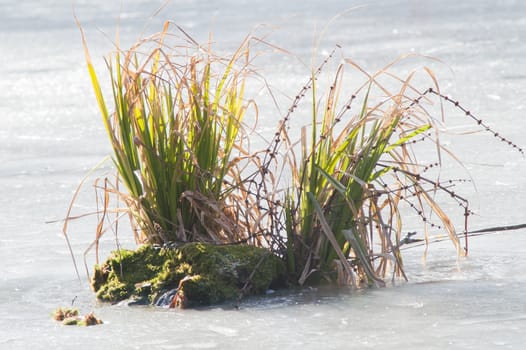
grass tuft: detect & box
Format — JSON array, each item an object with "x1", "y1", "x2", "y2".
[{"x1": 78, "y1": 22, "x2": 262, "y2": 247}]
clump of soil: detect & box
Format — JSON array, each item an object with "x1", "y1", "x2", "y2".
[
  {"x1": 92, "y1": 242, "x2": 287, "y2": 308},
  {"x1": 52, "y1": 307, "x2": 103, "y2": 326}
]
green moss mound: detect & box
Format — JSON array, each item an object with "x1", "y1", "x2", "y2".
[{"x1": 92, "y1": 243, "x2": 287, "y2": 307}]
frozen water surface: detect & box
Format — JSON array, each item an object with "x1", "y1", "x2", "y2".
[{"x1": 1, "y1": 1, "x2": 526, "y2": 349}]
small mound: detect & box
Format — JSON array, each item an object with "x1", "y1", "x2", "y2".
[{"x1": 92, "y1": 242, "x2": 287, "y2": 308}]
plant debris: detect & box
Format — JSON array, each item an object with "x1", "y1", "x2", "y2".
[{"x1": 52, "y1": 307, "x2": 103, "y2": 326}]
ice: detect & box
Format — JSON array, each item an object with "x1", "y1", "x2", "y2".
[{"x1": 2, "y1": 0, "x2": 526, "y2": 348}]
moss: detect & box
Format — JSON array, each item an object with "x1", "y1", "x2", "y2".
[
  {"x1": 54, "y1": 309, "x2": 103, "y2": 326},
  {"x1": 91, "y1": 243, "x2": 287, "y2": 307},
  {"x1": 106, "y1": 244, "x2": 167, "y2": 283},
  {"x1": 62, "y1": 317, "x2": 80, "y2": 326},
  {"x1": 78, "y1": 312, "x2": 103, "y2": 326},
  {"x1": 178, "y1": 243, "x2": 286, "y2": 294},
  {"x1": 53, "y1": 307, "x2": 79, "y2": 321},
  {"x1": 92, "y1": 264, "x2": 108, "y2": 292},
  {"x1": 148, "y1": 260, "x2": 189, "y2": 301},
  {"x1": 95, "y1": 278, "x2": 131, "y2": 302},
  {"x1": 177, "y1": 274, "x2": 238, "y2": 307},
  {"x1": 92, "y1": 245, "x2": 178, "y2": 303}
]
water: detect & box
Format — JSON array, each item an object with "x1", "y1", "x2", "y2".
[{"x1": 1, "y1": 0, "x2": 526, "y2": 348}]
